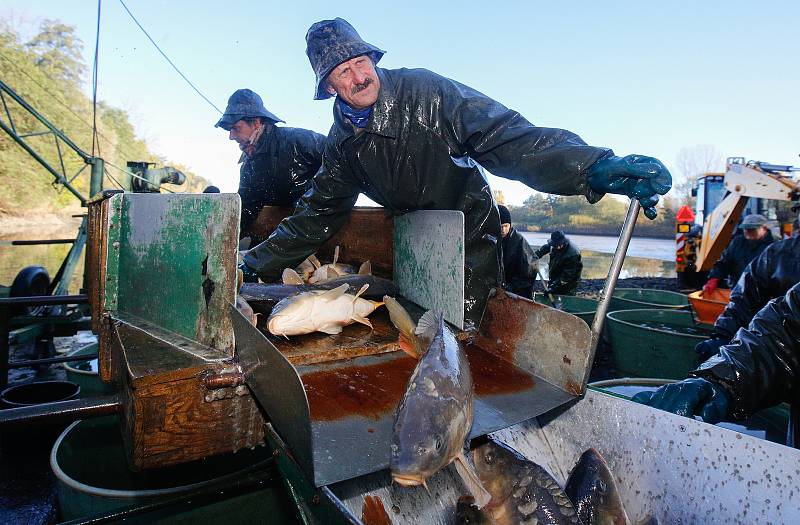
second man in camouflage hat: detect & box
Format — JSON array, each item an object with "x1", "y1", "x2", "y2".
[{"x1": 216, "y1": 89, "x2": 325, "y2": 245}]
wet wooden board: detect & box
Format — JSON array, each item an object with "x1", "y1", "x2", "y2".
[
  {"x1": 265, "y1": 308, "x2": 402, "y2": 366},
  {"x1": 250, "y1": 206, "x2": 394, "y2": 276}
]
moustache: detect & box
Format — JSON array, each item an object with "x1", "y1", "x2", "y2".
[{"x1": 351, "y1": 77, "x2": 374, "y2": 95}]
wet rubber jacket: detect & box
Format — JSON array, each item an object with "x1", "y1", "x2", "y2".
[
  {"x1": 708, "y1": 230, "x2": 774, "y2": 287},
  {"x1": 714, "y1": 236, "x2": 800, "y2": 340},
  {"x1": 535, "y1": 240, "x2": 583, "y2": 295},
  {"x1": 238, "y1": 125, "x2": 325, "y2": 239},
  {"x1": 245, "y1": 67, "x2": 610, "y2": 325},
  {"x1": 501, "y1": 227, "x2": 538, "y2": 298},
  {"x1": 692, "y1": 282, "x2": 800, "y2": 420}
]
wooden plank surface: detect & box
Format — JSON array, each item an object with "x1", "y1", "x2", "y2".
[{"x1": 249, "y1": 206, "x2": 394, "y2": 277}]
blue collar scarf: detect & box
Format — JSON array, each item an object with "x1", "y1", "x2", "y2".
[{"x1": 338, "y1": 99, "x2": 373, "y2": 128}]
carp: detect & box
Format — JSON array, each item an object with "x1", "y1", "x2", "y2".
[
  {"x1": 564, "y1": 448, "x2": 630, "y2": 525},
  {"x1": 472, "y1": 439, "x2": 581, "y2": 524},
  {"x1": 387, "y1": 299, "x2": 490, "y2": 507},
  {"x1": 307, "y1": 246, "x2": 370, "y2": 284},
  {"x1": 267, "y1": 283, "x2": 383, "y2": 337}
]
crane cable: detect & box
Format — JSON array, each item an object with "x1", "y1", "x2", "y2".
[
  {"x1": 91, "y1": 0, "x2": 102, "y2": 156},
  {"x1": 117, "y1": 0, "x2": 223, "y2": 114}
]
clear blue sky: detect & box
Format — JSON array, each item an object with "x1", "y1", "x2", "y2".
[{"x1": 2, "y1": 1, "x2": 799, "y2": 204}]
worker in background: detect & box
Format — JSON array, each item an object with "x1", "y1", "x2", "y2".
[
  {"x1": 215, "y1": 89, "x2": 325, "y2": 246},
  {"x1": 702, "y1": 213, "x2": 774, "y2": 294},
  {"x1": 203, "y1": 185, "x2": 221, "y2": 193},
  {"x1": 695, "y1": 233, "x2": 800, "y2": 359},
  {"x1": 633, "y1": 281, "x2": 800, "y2": 447},
  {"x1": 498, "y1": 205, "x2": 538, "y2": 299},
  {"x1": 241, "y1": 18, "x2": 671, "y2": 326},
  {"x1": 534, "y1": 231, "x2": 583, "y2": 295}
]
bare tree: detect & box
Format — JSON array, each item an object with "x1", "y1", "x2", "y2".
[{"x1": 672, "y1": 145, "x2": 725, "y2": 207}]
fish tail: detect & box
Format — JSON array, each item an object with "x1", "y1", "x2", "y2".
[
  {"x1": 383, "y1": 296, "x2": 421, "y2": 358},
  {"x1": 454, "y1": 452, "x2": 492, "y2": 509}
]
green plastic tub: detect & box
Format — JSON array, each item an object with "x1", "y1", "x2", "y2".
[
  {"x1": 533, "y1": 293, "x2": 598, "y2": 325},
  {"x1": 51, "y1": 416, "x2": 286, "y2": 521},
  {"x1": 589, "y1": 378, "x2": 791, "y2": 446},
  {"x1": 63, "y1": 342, "x2": 115, "y2": 396},
  {"x1": 606, "y1": 309, "x2": 712, "y2": 379},
  {"x1": 609, "y1": 288, "x2": 689, "y2": 311}
]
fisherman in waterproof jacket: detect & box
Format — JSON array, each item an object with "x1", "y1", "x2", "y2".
[
  {"x1": 702, "y1": 213, "x2": 774, "y2": 294},
  {"x1": 241, "y1": 18, "x2": 672, "y2": 327},
  {"x1": 498, "y1": 205, "x2": 538, "y2": 299},
  {"x1": 534, "y1": 231, "x2": 583, "y2": 296},
  {"x1": 215, "y1": 89, "x2": 325, "y2": 245},
  {"x1": 634, "y1": 281, "x2": 800, "y2": 447},
  {"x1": 695, "y1": 234, "x2": 800, "y2": 359}
]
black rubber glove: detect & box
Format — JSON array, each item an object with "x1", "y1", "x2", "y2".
[
  {"x1": 631, "y1": 378, "x2": 731, "y2": 424},
  {"x1": 694, "y1": 337, "x2": 728, "y2": 360}
]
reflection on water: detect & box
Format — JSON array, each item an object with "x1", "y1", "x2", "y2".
[
  {"x1": 536, "y1": 248, "x2": 675, "y2": 280},
  {"x1": 0, "y1": 220, "x2": 85, "y2": 294}
]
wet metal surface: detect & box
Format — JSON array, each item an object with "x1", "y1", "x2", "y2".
[{"x1": 330, "y1": 390, "x2": 800, "y2": 524}]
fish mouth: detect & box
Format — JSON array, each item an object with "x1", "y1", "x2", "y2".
[{"x1": 391, "y1": 473, "x2": 426, "y2": 487}]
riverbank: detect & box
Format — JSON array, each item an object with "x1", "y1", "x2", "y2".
[{"x1": 0, "y1": 211, "x2": 82, "y2": 240}]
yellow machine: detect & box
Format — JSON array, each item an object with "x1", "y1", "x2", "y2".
[{"x1": 677, "y1": 157, "x2": 799, "y2": 288}]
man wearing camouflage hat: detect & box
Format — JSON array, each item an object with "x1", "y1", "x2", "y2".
[
  {"x1": 216, "y1": 89, "x2": 325, "y2": 244},
  {"x1": 702, "y1": 213, "x2": 774, "y2": 295},
  {"x1": 242, "y1": 18, "x2": 672, "y2": 326}
]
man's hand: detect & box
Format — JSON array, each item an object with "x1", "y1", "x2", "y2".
[
  {"x1": 703, "y1": 277, "x2": 720, "y2": 295},
  {"x1": 694, "y1": 337, "x2": 728, "y2": 360},
  {"x1": 238, "y1": 262, "x2": 261, "y2": 283},
  {"x1": 631, "y1": 377, "x2": 731, "y2": 424},
  {"x1": 587, "y1": 155, "x2": 672, "y2": 219}
]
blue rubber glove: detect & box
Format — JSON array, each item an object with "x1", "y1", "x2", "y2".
[
  {"x1": 238, "y1": 261, "x2": 261, "y2": 283},
  {"x1": 587, "y1": 155, "x2": 672, "y2": 219},
  {"x1": 694, "y1": 337, "x2": 728, "y2": 360},
  {"x1": 631, "y1": 378, "x2": 731, "y2": 424}
]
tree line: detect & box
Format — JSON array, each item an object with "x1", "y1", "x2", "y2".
[
  {"x1": 0, "y1": 19, "x2": 210, "y2": 217},
  {"x1": 504, "y1": 193, "x2": 677, "y2": 238}
]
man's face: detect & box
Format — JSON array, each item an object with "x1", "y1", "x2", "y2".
[
  {"x1": 326, "y1": 55, "x2": 380, "y2": 110},
  {"x1": 500, "y1": 223, "x2": 511, "y2": 238},
  {"x1": 229, "y1": 120, "x2": 260, "y2": 151},
  {"x1": 743, "y1": 226, "x2": 767, "y2": 241}
]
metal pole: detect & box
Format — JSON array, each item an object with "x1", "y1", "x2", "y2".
[
  {"x1": 583, "y1": 200, "x2": 641, "y2": 386},
  {"x1": 0, "y1": 395, "x2": 120, "y2": 427},
  {"x1": 4, "y1": 239, "x2": 76, "y2": 245},
  {"x1": 89, "y1": 157, "x2": 104, "y2": 198},
  {"x1": 0, "y1": 294, "x2": 89, "y2": 306}
]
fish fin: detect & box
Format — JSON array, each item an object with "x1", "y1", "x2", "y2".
[
  {"x1": 236, "y1": 269, "x2": 244, "y2": 293},
  {"x1": 352, "y1": 315, "x2": 373, "y2": 328},
  {"x1": 308, "y1": 255, "x2": 321, "y2": 269},
  {"x1": 352, "y1": 283, "x2": 370, "y2": 301},
  {"x1": 415, "y1": 310, "x2": 442, "y2": 341},
  {"x1": 358, "y1": 260, "x2": 372, "y2": 275},
  {"x1": 328, "y1": 266, "x2": 343, "y2": 277},
  {"x1": 282, "y1": 268, "x2": 304, "y2": 285},
  {"x1": 318, "y1": 324, "x2": 343, "y2": 335},
  {"x1": 333, "y1": 245, "x2": 340, "y2": 265},
  {"x1": 454, "y1": 452, "x2": 492, "y2": 509},
  {"x1": 383, "y1": 296, "x2": 421, "y2": 358},
  {"x1": 319, "y1": 283, "x2": 350, "y2": 301}
]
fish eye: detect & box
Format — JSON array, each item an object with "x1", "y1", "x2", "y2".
[
  {"x1": 484, "y1": 451, "x2": 494, "y2": 464},
  {"x1": 434, "y1": 436, "x2": 443, "y2": 450}
]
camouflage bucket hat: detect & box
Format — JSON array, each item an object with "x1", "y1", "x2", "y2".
[
  {"x1": 305, "y1": 18, "x2": 385, "y2": 100},
  {"x1": 215, "y1": 89, "x2": 284, "y2": 130}
]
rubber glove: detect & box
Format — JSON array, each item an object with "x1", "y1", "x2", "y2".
[
  {"x1": 238, "y1": 261, "x2": 261, "y2": 283},
  {"x1": 694, "y1": 337, "x2": 728, "y2": 360},
  {"x1": 587, "y1": 155, "x2": 672, "y2": 220},
  {"x1": 631, "y1": 378, "x2": 730, "y2": 424},
  {"x1": 703, "y1": 277, "x2": 720, "y2": 295}
]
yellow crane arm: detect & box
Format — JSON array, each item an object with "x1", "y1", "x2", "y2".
[{"x1": 696, "y1": 164, "x2": 798, "y2": 271}]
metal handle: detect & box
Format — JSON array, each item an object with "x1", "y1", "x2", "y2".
[{"x1": 584, "y1": 200, "x2": 641, "y2": 384}]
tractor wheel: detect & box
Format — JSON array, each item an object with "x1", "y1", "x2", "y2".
[{"x1": 9, "y1": 266, "x2": 50, "y2": 316}]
